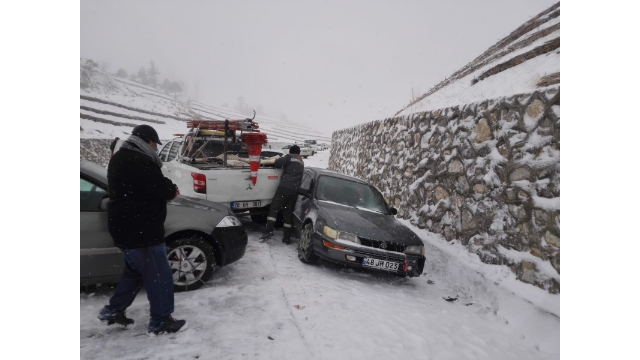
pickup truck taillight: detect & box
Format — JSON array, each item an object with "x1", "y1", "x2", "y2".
[{"x1": 191, "y1": 172, "x2": 206, "y2": 194}]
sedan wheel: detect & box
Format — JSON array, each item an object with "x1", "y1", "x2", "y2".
[
  {"x1": 167, "y1": 237, "x2": 215, "y2": 292},
  {"x1": 298, "y1": 223, "x2": 319, "y2": 264}
]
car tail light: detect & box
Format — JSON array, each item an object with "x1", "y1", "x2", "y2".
[
  {"x1": 403, "y1": 259, "x2": 408, "y2": 273},
  {"x1": 323, "y1": 240, "x2": 345, "y2": 250},
  {"x1": 191, "y1": 172, "x2": 206, "y2": 194}
]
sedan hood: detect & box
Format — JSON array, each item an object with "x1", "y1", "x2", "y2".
[
  {"x1": 168, "y1": 196, "x2": 231, "y2": 215},
  {"x1": 318, "y1": 201, "x2": 423, "y2": 246}
]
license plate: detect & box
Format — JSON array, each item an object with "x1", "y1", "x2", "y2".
[
  {"x1": 362, "y1": 257, "x2": 399, "y2": 271},
  {"x1": 230, "y1": 200, "x2": 261, "y2": 209}
]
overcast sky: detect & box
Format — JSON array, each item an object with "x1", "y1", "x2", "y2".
[{"x1": 81, "y1": 0, "x2": 558, "y2": 135}]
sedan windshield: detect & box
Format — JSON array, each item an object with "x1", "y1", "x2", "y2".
[{"x1": 316, "y1": 176, "x2": 390, "y2": 214}]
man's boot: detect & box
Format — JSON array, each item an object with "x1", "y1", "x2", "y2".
[
  {"x1": 282, "y1": 224, "x2": 293, "y2": 244},
  {"x1": 260, "y1": 220, "x2": 275, "y2": 241},
  {"x1": 147, "y1": 316, "x2": 188, "y2": 336},
  {"x1": 98, "y1": 309, "x2": 134, "y2": 327}
]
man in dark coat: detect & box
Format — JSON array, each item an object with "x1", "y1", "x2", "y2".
[
  {"x1": 98, "y1": 124, "x2": 187, "y2": 336},
  {"x1": 260, "y1": 145, "x2": 304, "y2": 244},
  {"x1": 109, "y1": 137, "x2": 120, "y2": 156}
]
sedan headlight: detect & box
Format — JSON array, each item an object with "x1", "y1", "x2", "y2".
[
  {"x1": 323, "y1": 226, "x2": 360, "y2": 244},
  {"x1": 323, "y1": 226, "x2": 337, "y2": 239},
  {"x1": 404, "y1": 245, "x2": 425, "y2": 256},
  {"x1": 216, "y1": 216, "x2": 242, "y2": 228},
  {"x1": 337, "y1": 231, "x2": 360, "y2": 244}
]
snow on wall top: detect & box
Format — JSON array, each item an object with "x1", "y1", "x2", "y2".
[{"x1": 396, "y1": 2, "x2": 560, "y2": 117}]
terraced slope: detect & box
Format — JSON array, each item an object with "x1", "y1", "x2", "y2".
[{"x1": 80, "y1": 64, "x2": 332, "y2": 145}]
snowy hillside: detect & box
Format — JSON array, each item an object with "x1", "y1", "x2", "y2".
[
  {"x1": 80, "y1": 61, "x2": 332, "y2": 144},
  {"x1": 397, "y1": 2, "x2": 559, "y2": 116}
]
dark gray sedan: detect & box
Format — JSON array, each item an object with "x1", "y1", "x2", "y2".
[
  {"x1": 80, "y1": 159, "x2": 248, "y2": 292},
  {"x1": 293, "y1": 168, "x2": 426, "y2": 277}
]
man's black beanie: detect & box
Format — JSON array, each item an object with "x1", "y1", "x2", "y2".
[
  {"x1": 289, "y1": 145, "x2": 301, "y2": 154},
  {"x1": 132, "y1": 124, "x2": 162, "y2": 145}
]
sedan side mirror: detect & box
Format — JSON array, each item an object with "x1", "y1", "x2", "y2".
[
  {"x1": 99, "y1": 195, "x2": 109, "y2": 211},
  {"x1": 390, "y1": 207, "x2": 398, "y2": 215}
]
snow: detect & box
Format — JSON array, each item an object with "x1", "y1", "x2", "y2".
[
  {"x1": 81, "y1": 150, "x2": 559, "y2": 359},
  {"x1": 409, "y1": 170, "x2": 432, "y2": 192},
  {"x1": 531, "y1": 195, "x2": 560, "y2": 211},
  {"x1": 317, "y1": 199, "x2": 346, "y2": 207},
  {"x1": 496, "y1": 245, "x2": 560, "y2": 281},
  {"x1": 354, "y1": 206, "x2": 385, "y2": 214}
]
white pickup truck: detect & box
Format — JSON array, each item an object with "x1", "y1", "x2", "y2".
[{"x1": 156, "y1": 130, "x2": 284, "y2": 224}]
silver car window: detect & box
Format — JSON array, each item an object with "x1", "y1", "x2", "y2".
[{"x1": 80, "y1": 178, "x2": 107, "y2": 211}]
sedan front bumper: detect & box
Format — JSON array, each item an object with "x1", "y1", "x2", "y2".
[
  {"x1": 212, "y1": 226, "x2": 248, "y2": 266},
  {"x1": 311, "y1": 232, "x2": 425, "y2": 277}
]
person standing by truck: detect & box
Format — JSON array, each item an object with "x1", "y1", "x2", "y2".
[
  {"x1": 260, "y1": 145, "x2": 304, "y2": 244},
  {"x1": 98, "y1": 124, "x2": 187, "y2": 336}
]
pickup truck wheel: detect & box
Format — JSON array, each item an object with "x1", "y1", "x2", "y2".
[
  {"x1": 298, "y1": 223, "x2": 319, "y2": 264},
  {"x1": 250, "y1": 210, "x2": 267, "y2": 225},
  {"x1": 166, "y1": 237, "x2": 215, "y2": 292}
]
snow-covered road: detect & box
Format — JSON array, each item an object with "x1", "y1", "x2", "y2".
[{"x1": 80, "y1": 150, "x2": 559, "y2": 359}]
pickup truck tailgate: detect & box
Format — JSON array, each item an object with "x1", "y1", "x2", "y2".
[{"x1": 204, "y1": 168, "x2": 283, "y2": 206}]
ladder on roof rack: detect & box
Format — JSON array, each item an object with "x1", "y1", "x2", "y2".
[
  {"x1": 186, "y1": 119, "x2": 259, "y2": 132},
  {"x1": 182, "y1": 111, "x2": 269, "y2": 183},
  {"x1": 187, "y1": 110, "x2": 260, "y2": 132}
]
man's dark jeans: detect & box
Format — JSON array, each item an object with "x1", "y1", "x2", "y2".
[{"x1": 99, "y1": 243, "x2": 174, "y2": 332}]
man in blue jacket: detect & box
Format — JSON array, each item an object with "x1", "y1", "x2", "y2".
[
  {"x1": 98, "y1": 124, "x2": 187, "y2": 336},
  {"x1": 260, "y1": 145, "x2": 304, "y2": 244}
]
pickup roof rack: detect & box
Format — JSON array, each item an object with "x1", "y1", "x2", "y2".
[
  {"x1": 186, "y1": 119, "x2": 259, "y2": 132},
  {"x1": 182, "y1": 112, "x2": 269, "y2": 185}
]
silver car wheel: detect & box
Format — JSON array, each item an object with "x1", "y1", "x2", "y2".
[{"x1": 167, "y1": 245, "x2": 209, "y2": 286}]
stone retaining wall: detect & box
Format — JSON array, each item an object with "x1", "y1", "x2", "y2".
[
  {"x1": 328, "y1": 88, "x2": 560, "y2": 293},
  {"x1": 80, "y1": 139, "x2": 113, "y2": 168}
]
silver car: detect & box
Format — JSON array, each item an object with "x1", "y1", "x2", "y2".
[{"x1": 80, "y1": 159, "x2": 248, "y2": 292}]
